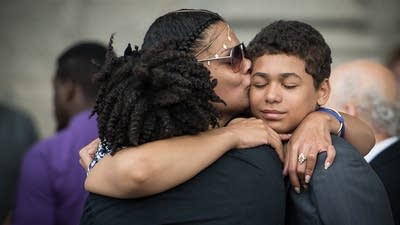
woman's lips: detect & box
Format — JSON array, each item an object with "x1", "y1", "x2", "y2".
[{"x1": 260, "y1": 110, "x2": 286, "y2": 120}]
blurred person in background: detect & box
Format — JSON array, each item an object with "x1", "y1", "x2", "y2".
[
  {"x1": 11, "y1": 42, "x2": 107, "y2": 225},
  {"x1": 328, "y1": 59, "x2": 400, "y2": 225},
  {"x1": 387, "y1": 45, "x2": 400, "y2": 84},
  {"x1": 386, "y1": 45, "x2": 400, "y2": 136},
  {"x1": 0, "y1": 103, "x2": 38, "y2": 225}
]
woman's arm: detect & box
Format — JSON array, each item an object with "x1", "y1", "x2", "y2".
[
  {"x1": 298, "y1": 111, "x2": 375, "y2": 155},
  {"x1": 83, "y1": 118, "x2": 284, "y2": 198},
  {"x1": 341, "y1": 112, "x2": 375, "y2": 156},
  {"x1": 284, "y1": 111, "x2": 375, "y2": 193}
]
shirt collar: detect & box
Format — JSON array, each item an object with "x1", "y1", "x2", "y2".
[{"x1": 364, "y1": 136, "x2": 399, "y2": 162}]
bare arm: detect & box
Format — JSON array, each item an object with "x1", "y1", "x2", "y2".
[
  {"x1": 83, "y1": 118, "x2": 283, "y2": 198},
  {"x1": 341, "y1": 112, "x2": 375, "y2": 156},
  {"x1": 300, "y1": 111, "x2": 375, "y2": 155}
]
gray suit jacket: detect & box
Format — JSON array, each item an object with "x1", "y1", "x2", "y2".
[{"x1": 287, "y1": 136, "x2": 395, "y2": 225}]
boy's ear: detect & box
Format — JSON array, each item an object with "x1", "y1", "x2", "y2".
[{"x1": 317, "y1": 78, "x2": 330, "y2": 106}]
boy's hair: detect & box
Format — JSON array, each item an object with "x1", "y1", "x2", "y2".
[
  {"x1": 247, "y1": 20, "x2": 332, "y2": 88},
  {"x1": 92, "y1": 38, "x2": 223, "y2": 152}
]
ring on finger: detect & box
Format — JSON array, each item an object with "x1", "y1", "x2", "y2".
[{"x1": 298, "y1": 152, "x2": 307, "y2": 164}]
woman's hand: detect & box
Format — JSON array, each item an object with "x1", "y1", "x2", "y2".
[
  {"x1": 227, "y1": 117, "x2": 285, "y2": 162},
  {"x1": 283, "y1": 111, "x2": 336, "y2": 193},
  {"x1": 79, "y1": 138, "x2": 100, "y2": 170}
]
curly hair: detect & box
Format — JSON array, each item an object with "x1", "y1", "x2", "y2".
[
  {"x1": 247, "y1": 20, "x2": 332, "y2": 88},
  {"x1": 92, "y1": 37, "x2": 223, "y2": 152}
]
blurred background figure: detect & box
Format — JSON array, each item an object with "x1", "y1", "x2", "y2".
[
  {"x1": 386, "y1": 45, "x2": 400, "y2": 135},
  {"x1": 0, "y1": 103, "x2": 38, "y2": 225},
  {"x1": 327, "y1": 59, "x2": 400, "y2": 225},
  {"x1": 386, "y1": 45, "x2": 400, "y2": 84},
  {"x1": 11, "y1": 42, "x2": 107, "y2": 225}
]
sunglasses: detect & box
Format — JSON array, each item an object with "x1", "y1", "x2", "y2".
[{"x1": 198, "y1": 43, "x2": 246, "y2": 73}]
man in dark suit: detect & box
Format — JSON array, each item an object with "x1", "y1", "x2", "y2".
[{"x1": 328, "y1": 59, "x2": 400, "y2": 225}]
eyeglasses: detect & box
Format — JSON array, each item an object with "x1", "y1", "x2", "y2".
[{"x1": 198, "y1": 43, "x2": 246, "y2": 73}]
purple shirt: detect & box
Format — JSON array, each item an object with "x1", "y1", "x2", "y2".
[{"x1": 12, "y1": 111, "x2": 98, "y2": 225}]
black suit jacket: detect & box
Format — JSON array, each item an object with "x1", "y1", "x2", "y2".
[
  {"x1": 81, "y1": 146, "x2": 286, "y2": 225},
  {"x1": 370, "y1": 139, "x2": 400, "y2": 225}
]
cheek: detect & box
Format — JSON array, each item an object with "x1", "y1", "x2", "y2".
[
  {"x1": 287, "y1": 91, "x2": 319, "y2": 119},
  {"x1": 53, "y1": 85, "x2": 68, "y2": 116},
  {"x1": 212, "y1": 74, "x2": 243, "y2": 97},
  {"x1": 218, "y1": 76, "x2": 242, "y2": 90},
  {"x1": 249, "y1": 88, "x2": 262, "y2": 107},
  {"x1": 54, "y1": 95, "x2": 64, "y2": 120},
  {"x1": 53, "y1": 89, "x2": 61, "y2": 111},
  {"x1": 54, "y1": 88, "x2": 64, "y2": 107}
]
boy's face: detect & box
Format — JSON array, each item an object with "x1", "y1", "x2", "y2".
[{"x1": 250, "y1": 54, "x2": 330, "y2": 133}]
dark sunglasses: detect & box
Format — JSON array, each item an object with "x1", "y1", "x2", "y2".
[{"x1": 198, "y1": 43, "x2": 246, "y2": 73}]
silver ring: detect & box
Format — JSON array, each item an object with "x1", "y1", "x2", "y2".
[{"x1": 298, "y1": 153, "x2": 307, "y2": 164}]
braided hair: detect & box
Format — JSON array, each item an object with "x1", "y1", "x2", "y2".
[
  {"x1": 142, "y1": 9, "x2": 224, "y2": 54},
  {"x1": 92, "y1": 36, "x2": 223, "y2": 153}
]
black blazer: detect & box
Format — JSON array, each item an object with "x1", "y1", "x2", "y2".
[
  {"x1": 81, "y1": 146, "x2": 286, "y2": 225},
  {"x1": 370, "y1": 139, "x2": 400, "y2": 225}
]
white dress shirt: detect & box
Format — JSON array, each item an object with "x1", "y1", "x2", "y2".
[{"x1": 364, "y1": 136, "x2": 399, "y2": 163}]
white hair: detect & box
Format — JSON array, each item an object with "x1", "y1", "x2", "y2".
[
  {"x1": 356, "y1": 93, "x2": 399, "y2": 137},
  {"x1": 329, "y1": 70, "x2": 399, "y2": 136}
]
